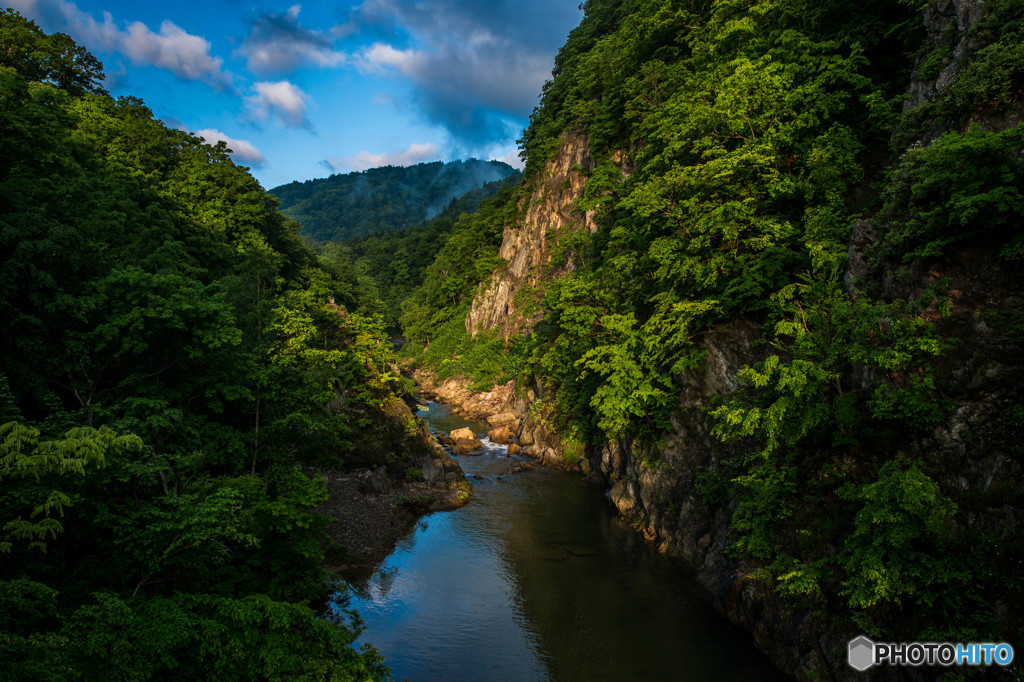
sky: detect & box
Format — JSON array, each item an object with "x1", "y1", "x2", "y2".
[{"x1": 7, "y1": 0, "x2": 583, "y2": 188}]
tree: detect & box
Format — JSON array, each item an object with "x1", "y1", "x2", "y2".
[{"x1": 0, "y1": 9, "x2": 106, "y2": 96}]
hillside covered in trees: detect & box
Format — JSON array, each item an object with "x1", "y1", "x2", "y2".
[
  {"x1": 321, "y1": 175, "x2": 520, "y2": 332},
  {"x1": 398, "y1": 0, "x2": 1024, "y2": 676},
  {"x1": 0, "y1": 10, "x2": 450, "y2": 679},
  {"x1": 270, "y1": 160, "x2": 520, "y2": 243}
]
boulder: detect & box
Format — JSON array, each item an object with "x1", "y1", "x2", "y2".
[
  {"x1": 455, "y1": 437, "x2": 483, "y2": 452},
  {"x1": 450, "y1": 427, "x2": 476, "y2": 441},
  {"x1": 356, "y1": 466, "x2": 391, "y2": 496},
  {"x1": 487, "y1": 411, "x2": 517, "y2": 427},
  {"x1": 508, "y1": 443, "x2": 521, "y2": 456},
  {"x1": 609, "y1": 479, "x2": 639, "y2": 514},
  {"x1": 487, "y1": 425, "x2": 511, "y2": 444}
]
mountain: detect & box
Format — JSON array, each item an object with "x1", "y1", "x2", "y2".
[{"x1": 270, "y1": 159, "x2": 521, "y2": 243}]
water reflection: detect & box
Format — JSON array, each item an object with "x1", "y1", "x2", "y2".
[{"x1": 339, "y1": 402, "x2": 786, "y2": 682}]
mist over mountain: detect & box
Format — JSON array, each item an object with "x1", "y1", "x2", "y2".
[{"x1": 270, "y1": 159, "x2": 520, "y2": 243}]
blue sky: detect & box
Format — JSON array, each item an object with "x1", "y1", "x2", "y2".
[{"x1": 7, "y1": 0, "x2": 582, "y2": 188}]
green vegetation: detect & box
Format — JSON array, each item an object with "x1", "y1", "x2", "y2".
[
  {"x1": 320, "y1": 175, "x2": 519, "y2": 330},
  {"x1": 393, "y1": 180, "x2": 531, "y2": 388},
  {"x1": 404, "y1": 317, "x2": 531, "y2": 391},
  {"x1": 0, "y1": 10, "x2": 399, "y2": 679},
  {"x1": 518, "y1": 0, "x2": 924, "y2": 443},
  {"x1": 270, "y1": 160, "x2": 520, "y2": 243},
  {"x1": 6, "y1": 0, "x2": 1024, "y2": 673},
  {"x1": 878, "y1": 124, "x2": 1024, "y2": 263}
]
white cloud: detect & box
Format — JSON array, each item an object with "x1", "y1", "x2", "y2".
[
  {"x1": 194, "y1": 128, "x2": 267, "y2": 166},
  {"x1": 245, "y1": 81, "x2": 311, "y2": 128},
  {"x1": 358, "y1": 36, "x2": 550, "y2": 119},
  {"x1": 358, "y1": 43, "x2": 420, "y2": 74},
  {"x1": 235, "y1": 5, "x2": 347, "y2": 76},
  {"x1": 8, "y1": 0, "x2": 234, "y2": 90},
  {"x1": 492, "y1": 148, "x2": 525, "y2": 171},
  {"x1": 324, "y1": 142, "x2": 441, "y2": 172}
]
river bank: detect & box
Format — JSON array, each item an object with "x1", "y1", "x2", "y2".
[
  {"x1": 413, "y1": 368, "x2": 593, "y2": 475},
  {"x1": 315, "y1": 394, "x2": 472, "y2": 569},
  {"x1": 316, "y1": 466, "x2": 471, "y2": 568}
]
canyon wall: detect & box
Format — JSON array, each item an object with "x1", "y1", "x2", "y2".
[{"x1": 465, "y1": 132, "x2": 616, "y2": 339}]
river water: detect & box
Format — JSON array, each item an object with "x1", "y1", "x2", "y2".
[{"x1": 339, "y1": 401, "x2": 787, "y2": 681}]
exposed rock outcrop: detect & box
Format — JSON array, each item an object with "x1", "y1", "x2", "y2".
[
  {"x1": 905, "y1": 0, "x2": 1023, "y2": 141},
  {"x1": 413, "y1": 368, "x2": 516, "y2": 421},
  {"x1": 466, "y1": 132, "x2": 616, "y2": 340},
  {"x1": 412, "y1": 368, "x2": 588, "y2": 474}
]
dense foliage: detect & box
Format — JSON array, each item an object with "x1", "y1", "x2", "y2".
[
  {"x1": 321, "y1": 175, "x2": 519, "y2": 331},
  {"x1": 522, "y1": 0, "x2": 926, "y2": 441},
  {"x1": 395, "y1": 181, "x2": 532, "y2": 388},
  {"x1": 270, "y1": 160, "x2": 519, "y2": 243},
  {"x1": 406, "y1": 0, "x2": 1024, "y2": 653},
  {"x1": 0, "y1": 11, "x2": 406, "y2": 679}
]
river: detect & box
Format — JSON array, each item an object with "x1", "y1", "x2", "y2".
[{"x1": 338, "y1": 401, "x2": 787, "y2": 681}]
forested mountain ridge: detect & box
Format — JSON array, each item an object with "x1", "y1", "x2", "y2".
[
  {"x1": 317, "y1": 174, "x2": 520, "y2": 332},
  {"x1": 0, "y1": 10, "x2": 469, "y2": 679},
  {"x1": 400, "y1": 0, "x2": 1024, "y2": 678},
  {"x1": 270, "y1": 159, "x2": 520, "y2": 243}
]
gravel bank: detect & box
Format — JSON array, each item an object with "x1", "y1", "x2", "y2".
[{"x1": 316, "y1": 469, "x2": 471, "y2": 568}]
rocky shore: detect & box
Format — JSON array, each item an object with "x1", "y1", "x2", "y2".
[
  {"x1": 317, "y1": 465, "x2": 471, "y2": 568},
  {"x1": 413, "y1": 368, "x2": 590, "y2": 474},
  {"x1": 314, "y1": 391, "x2": 472, "y2": 569}
]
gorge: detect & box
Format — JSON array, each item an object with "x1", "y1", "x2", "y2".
[{"x1": 1, "y1": 0, "x2": 1022, "y2": 680}]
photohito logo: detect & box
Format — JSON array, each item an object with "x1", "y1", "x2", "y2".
[
  {"x1": 848, "y1": 636, "x2": 1015, "y2": 670},
  {"x1": 848, "y1": 636, "x2": 875, "y2": 671}
]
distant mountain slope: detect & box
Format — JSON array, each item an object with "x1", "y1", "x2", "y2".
[{"x1": 270, "y1": 159, "x2": 520, "y2": 243}]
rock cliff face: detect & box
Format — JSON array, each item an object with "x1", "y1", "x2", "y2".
[
  {"x1": 465, "y1": 132, "x2": 601, "y2": 339},
  {"x1": 906, "y1": 0, "x2": 1023, "y2": 137},
  {"x1": 907, "y1": 0, "x2": 987, "y2": 111}
]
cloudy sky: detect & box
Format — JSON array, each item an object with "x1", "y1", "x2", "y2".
[{"x1": 8, "y1": 0, "x2": 582, "y2": 187}]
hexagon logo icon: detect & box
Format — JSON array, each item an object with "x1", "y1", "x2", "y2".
[{"x1": 848, "y1": 636, "x2": 875, "y2": 671}]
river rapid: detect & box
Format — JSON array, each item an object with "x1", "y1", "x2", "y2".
[{"x1": 338, "y1": 401, "x2": 786, "y2": 681}]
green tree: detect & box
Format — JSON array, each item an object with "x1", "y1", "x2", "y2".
[{"x1": 0, "y1": 9, "x2": 106, "y2": 96}]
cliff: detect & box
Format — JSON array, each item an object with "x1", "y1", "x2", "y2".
[{"x1": 465, "y1": 132, "x2": 607, "y2": 339}]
